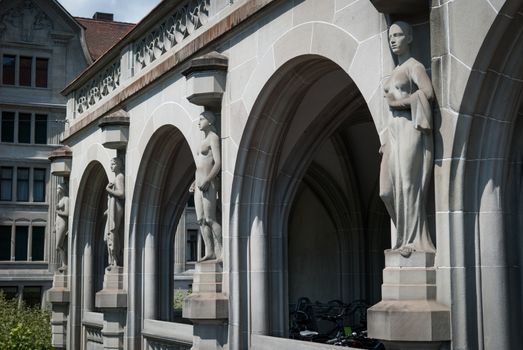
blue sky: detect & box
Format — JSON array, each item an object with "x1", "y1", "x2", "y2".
[{"x1": 59, "y1": 0, "x2": 161, "y2": 23}]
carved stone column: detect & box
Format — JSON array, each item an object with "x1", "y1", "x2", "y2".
[
  {"x1": 96, "y1": 110, "x2": 129, "y2": 350},
  {"x1": 47, "y1": 146, "x2": 72, "y2": 349},
  {"x1": 182, "y1": 52, "x2": 229, "y2": 350}
]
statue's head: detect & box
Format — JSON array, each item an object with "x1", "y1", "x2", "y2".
[
  {"x1": 57, "y1": 182, "x2": 68, "y2": 196},
  {"x1": 198, "y1": 110, "x2": 216, "y2": 131},
  {"x1": 111, "y1": 157, "x2": 124, "y2": 173},
  {"x1": 389, "y1": 21, "x2": 413, "y2": 56}
]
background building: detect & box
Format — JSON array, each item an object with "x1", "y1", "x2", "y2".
[{"x1": 0, "y1": 0, "x2": 133, "y2": 307}]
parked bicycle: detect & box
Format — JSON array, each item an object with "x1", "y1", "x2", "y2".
[{"x1": 289, "y1": 297, "x2": 384, "y2": 349}]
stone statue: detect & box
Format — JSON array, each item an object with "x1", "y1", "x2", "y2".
[
  {"x1": 104, "y1": 157, "x2": 125, "y2": 267},
  {"x1": 380, "y1": 21, "x2": 436, "y2": 257},
  {"x1": 191, "y1": 110, "x2": 222, "y2": 261},
  {"x1": 55, "y1": 182, "x2": 69, "y2": 271}
]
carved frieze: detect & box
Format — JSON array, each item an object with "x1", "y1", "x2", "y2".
[
  {"x1": 76, "y1": 60, "x2": 121, "y2": 115},
  {"x1": 134, "y1": 0, "x2": 210, "y2": 71}
]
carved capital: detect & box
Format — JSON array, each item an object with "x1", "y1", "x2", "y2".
[
  {"x1": 98, "y1": 110, "x2": 130, "y2": 149},
  {"x1": 183, "y1": 52, "x2": 228, "y2": 109},
  {"x1": 49, "y1": 146, "x2": 73, "y2": 177}
]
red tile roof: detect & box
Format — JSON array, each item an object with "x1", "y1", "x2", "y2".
[{"x1": 75, "y1": 17, "x2": 135, "y2": 61}]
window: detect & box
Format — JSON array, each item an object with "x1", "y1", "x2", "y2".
[
  {"x1": 18, "y1": 113, "x2": 31, "y2": 144},
  {"x1": 35, "y1": 58, "x2": 48, "y2": 88},
  {"x1": 34, "y1": 114, "x2": 47, "y2": 144},
  {"x1": 0, "y1": 226, "x2": 11, "y2": 260},
  {"x1": 22, "y1": 286, "x2": 41, "y2": 307},
  {"x1": 15, "y1": 226, "x2": 28, "y2": 261},
  {"x1": 0, "y1": 287, "x2": 17, "y2": 300},
  {"x1": 2, "y1": 55, "x2": 15, "y2": 85},
  {"x1": 19, "y1": 56, "x2": 32, "y2": 86},
  {"x1": 1, "y1": 112, "x2": 15, "y2": 143},
  {"x1": 17, "y1": 168, "x2": 29, "y2": 202},
  {"x1": 33, "y1": 168, "x2": 45, "y2": 202},
  {"x1": 2, "y1": 55, "x2": 48, "y2": 88},
  {"x1": 0, "y1": 167, "x2": 13, "y2": 201},
  {"x1": 187, "y1": 229, "x2": 198, "y2": 262},
  {"x1": 31, "y1": 226, "x2": 45, "y2": 261},
  {"x1": 187, "y1": 195, "x2": 195, "y2": 208}
]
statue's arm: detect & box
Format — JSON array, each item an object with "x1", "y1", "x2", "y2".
[
  {"x1": 411, "y1": 63, "x2": 434, "y2": 101},
  {"x1": 107, "y1": 174, "x2": 125, "y2": 199},
  {"x1": 207, "y1": 133, "x2": 221, "y2": 182},
  {"x1": 56, "y1": 198, "x2": 69, "y2": 217}
]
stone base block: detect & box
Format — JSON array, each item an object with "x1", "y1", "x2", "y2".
[
  {"x1": 183, "y1": 293, "x2": 228, "y2": 320},
  {"x1": 192, "y1": 261, "x2": 223, "y2": 293},
  {"x1": 382, "y1": 283, "x2": 437, "y2": 300},
  {"x1": 367, "y1": 300, "x2": 450, "y2": 343},
  {"x1": 95, "y1": 267, "x2": 127, "y2": 309},
  {"x1": 96, "y1": 290, "x2": 127, "y2": 309},
  {"x1": 383, "y1": 267, "x2": 436, "y2": 284},
  {"x1": 191, "y1": 321, "x2": 228, "y2": 350},
  {"x1": 48, "y1": 288, "x2": 70, "y2": 303}
]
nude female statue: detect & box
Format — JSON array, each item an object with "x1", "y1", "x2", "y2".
[
  {"x1": 104, "y1": 157, "x2": 125, "y2": 267},
  {"x1": 380, "y1": 21, "x2": 436, "y2": 257},
  {"x1": 55, "y1": 182, "x2": 69, "y2": 271},
  {"x1": 192, "y1": 110, "x2": 222, "y2": 261}
]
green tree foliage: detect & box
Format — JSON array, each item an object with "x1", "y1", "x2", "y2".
[{"x1": 0, "y1": 292, "x2": 52, "y2": 350}]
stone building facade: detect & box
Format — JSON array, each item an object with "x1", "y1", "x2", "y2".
[{"x1": 49, "y1": 0, "x2": 523, "y2": 349}]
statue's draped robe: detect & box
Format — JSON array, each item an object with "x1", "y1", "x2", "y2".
[{"x1": 381, "y1": 59, "x2": 436, "y2": 253}]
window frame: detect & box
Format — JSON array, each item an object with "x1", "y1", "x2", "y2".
[
  {"x1": 1, "y1": 54, "x2": 49, "y2": 88},
  {"x1": 0, "y1": 166, "x2": 13, "y2": 201}
]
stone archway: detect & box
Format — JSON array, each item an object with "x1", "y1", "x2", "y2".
[
  {"x1": 231, "y1": 55, "x2": 388, "y2": 348},
  {"x1": 444, "y1": 2, "x2": 523, "y2": 348},
  {"x1": 127, "y1": 124, "x2": 195, "y2": 348},
  {"x1": 69, "y1": 161, "x2": 109, "y2": 350}
]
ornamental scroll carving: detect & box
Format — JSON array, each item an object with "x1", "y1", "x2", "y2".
[
  {"x1": 76, "y1": 60, "x2": 121, "y2": 114},
  {"x1": 134, "y1": 0, "x2": 210, "y2": 71}
]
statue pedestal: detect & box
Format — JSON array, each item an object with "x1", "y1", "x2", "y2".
[
  {"x1": 95, "y1": 266, "x2": 127, "y2": 350},
  {"x1": 183, "y1": 261, "x2": 228, "y2": 350},
  {"x1": 48, "y1": 269, "x2": 70, "y2": 349},
  {"x1": 367, "y1": 251, "x2": 450, "y2": 349}
]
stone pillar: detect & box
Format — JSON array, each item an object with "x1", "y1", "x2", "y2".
[
  {"x1": 174, "y1": 213, "x2": 186, "y2": 274},
  {"x1": 182, "y1": 52, "x2": 229, "y2": 350},
  {"x1": 48, "y1": 146, "x2": 73, "y2": 349},
  {"x1": 95, "y1": 267, "x2": 128, "y2": 350},
  {"x1": 183, "y1": 261, "x2": 228, "y2": 350},
  {"x1": 97, "y1": 110, "x2": 130, "y2": 349},
  {"x1": 367, "y1": 251, "x2": 450, "y2": 349},
  {"x1": 47, "y1": 271, "x2": 70, "y2": 349}
]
